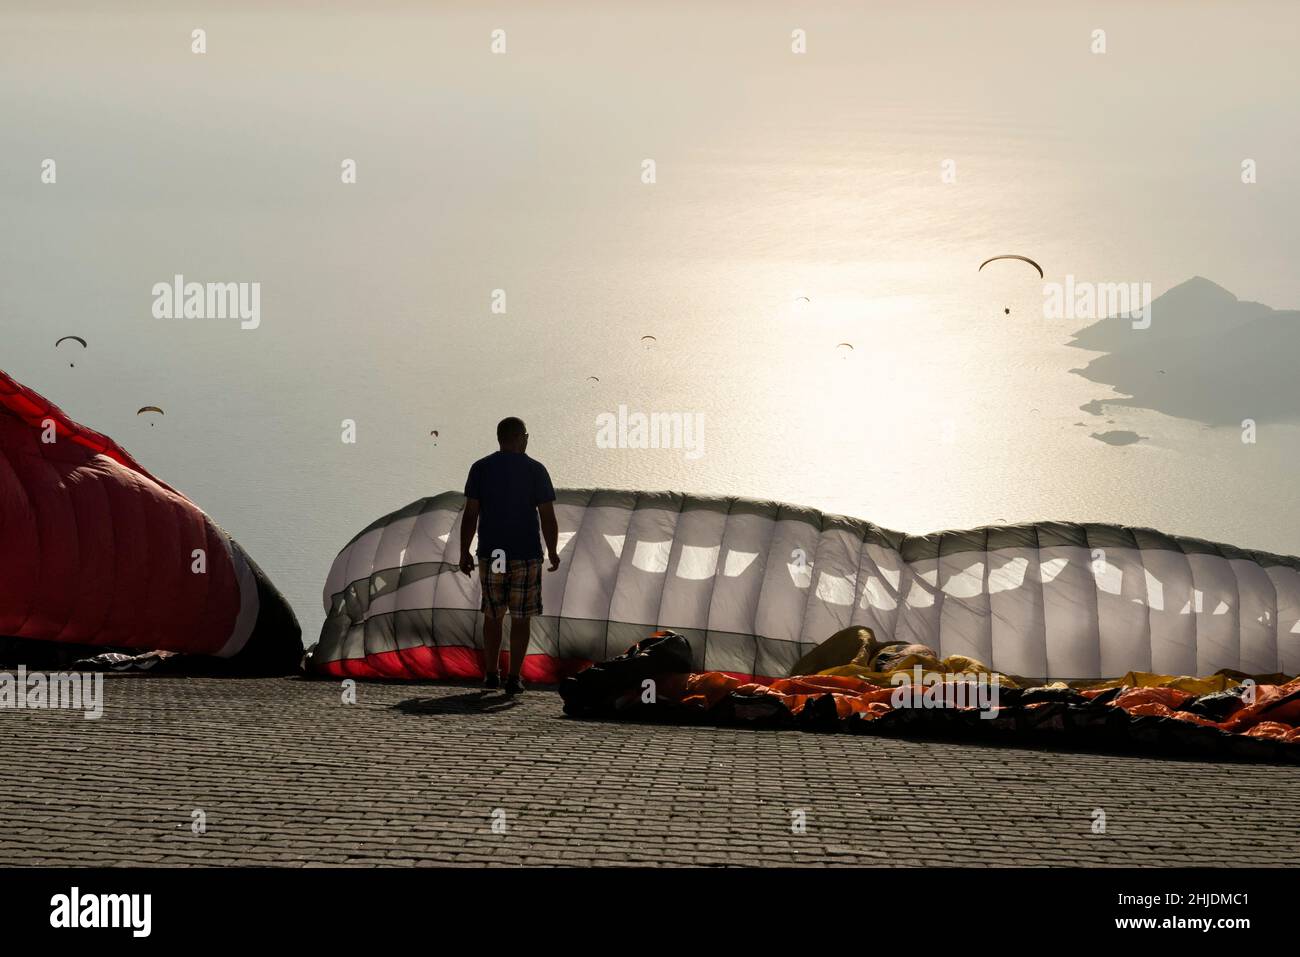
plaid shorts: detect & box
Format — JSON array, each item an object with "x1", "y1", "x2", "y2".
[{"x1": 479, "y1": 558, "x2": 543, "y2": 618}]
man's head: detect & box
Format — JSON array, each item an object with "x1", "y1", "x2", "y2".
[{"x1": 497, "y1": 416, "x2": 528, "y2": 453}]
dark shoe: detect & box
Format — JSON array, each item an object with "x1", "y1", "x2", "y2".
[
  {"x1": 483, "y1": 672, "x2": 500, "y2": 690},
  {"x1": 503, "y1": 675, "x2": 525, "y2": 696}
]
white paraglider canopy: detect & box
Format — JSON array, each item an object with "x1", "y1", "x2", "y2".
[{"x1": 315, "y1": 489, "x2": 1300, "y2": 682}]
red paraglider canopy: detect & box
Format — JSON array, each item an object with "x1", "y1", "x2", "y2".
[
  {"x1": 0, "y1": 370, "x2": 173, "y2": 491},
  {"x1": 0, "y1": 368, "x2": 300, "y2": 670}
]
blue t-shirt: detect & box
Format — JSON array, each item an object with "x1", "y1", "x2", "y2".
[{"x1": 463, "y1": 452, "x2": 556, "y2": 560}]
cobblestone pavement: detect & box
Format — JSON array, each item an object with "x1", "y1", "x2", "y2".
[{"x1": 2, "y1": 675, "x2": 1296, "y2": 866}]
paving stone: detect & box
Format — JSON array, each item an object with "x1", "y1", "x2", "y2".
[{"x1": 1, "y1": 675, "x2": 1295, "y2": 866}]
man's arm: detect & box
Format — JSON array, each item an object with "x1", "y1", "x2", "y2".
[
  {"x1": 459, "y1": 498, "x2": 480, "y2": 575},
  {"x1": 538, "y1": 501, "x2": 560, "y2": 571}
]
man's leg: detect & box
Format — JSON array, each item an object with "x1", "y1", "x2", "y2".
[
  {"x1": 483, "y1": 613, "x2": 504, "y2": 677},
  {"x1": 507, "y1": 616, "x2": 531, "y2": 678},
  {"x1": 503, "y1": 559, "x2": 540, "y2": 694}
]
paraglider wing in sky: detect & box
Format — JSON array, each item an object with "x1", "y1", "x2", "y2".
[
  {"x1": 312, "y1": 491, "x2": 1300, "y2": 683},
  {"x1": 55, "y1": 336, "x2": 87, "y2": 367},
  {"x1": 978, "y1": 254, "x2": 1044, "y2": 278}
]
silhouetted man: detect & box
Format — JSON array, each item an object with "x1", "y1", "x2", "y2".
[{"x1": 459, "y1": 417, "x2": 559, "y2": 695}]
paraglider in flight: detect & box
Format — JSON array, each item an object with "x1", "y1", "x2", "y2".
[
  {"x1": 836, "y1": 342, "x2": 854, "y2": 358},
  {"x1": 586, "y1": 376, "x2": 600, "y2": 383},
  {"x1": 640, "y1": 335, "x2": 657, "y2": 348},
  {"x1": 137, "y1": 405, "x2": 164, "y2": 426},
  {"x1": 55, "y1": 335, "x2": 87, "y2": 367},
  {"x1": 978, "y1": 254, "x2": 1044, "y2": 279}
]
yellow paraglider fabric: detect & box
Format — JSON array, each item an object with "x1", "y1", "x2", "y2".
[
  {"x1": 790, "y1": 626, "x2": 1285, "y2": 694},
  {"x1": 791, "y1": 626, "x2": 1013, "y2": 681}
]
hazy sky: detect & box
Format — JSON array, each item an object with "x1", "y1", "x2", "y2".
[{"x1": 3, "y1": 1, "x2": 1297, "y2": 639}]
